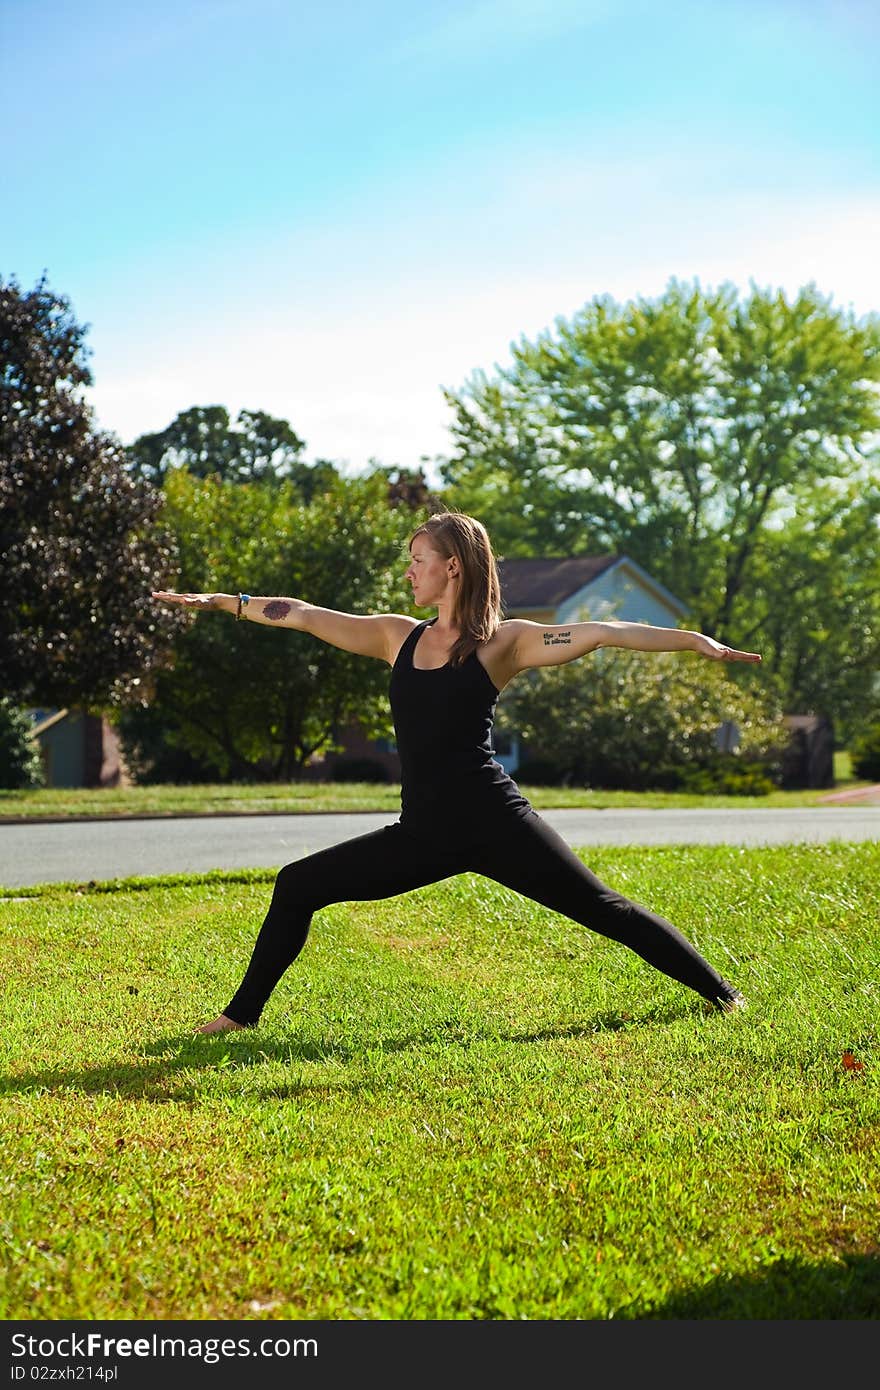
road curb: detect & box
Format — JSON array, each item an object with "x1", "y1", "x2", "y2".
[{"x1": 0, "y1": 808, "x2": 395, "y2": 825}]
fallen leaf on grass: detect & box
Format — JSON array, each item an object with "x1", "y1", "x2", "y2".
[{"x1": 842, "y1": 1051, "x2": 864, "y2": 1072}]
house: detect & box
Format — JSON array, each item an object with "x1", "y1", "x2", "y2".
[
  {"x1": 313, "y1": 554, "x2": 689, "y2": 781},
  {"x1": 492, "y1": 554, "x2": 689, "y2": 774},
  {"x1": 28, "y1": 708, "x2": 131, "y2": 788},
  {"x1": 497, "y1": 554, "x2": 688, "y2": 628}
]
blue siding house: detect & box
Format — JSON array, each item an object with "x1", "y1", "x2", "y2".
[{"x1": 493, "y1": 554, "x2": 689, "y2": 774}]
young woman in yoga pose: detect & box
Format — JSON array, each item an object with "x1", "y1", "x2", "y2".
[{"x1": 152, "y1": 511, "x2": 760, "y2": 1033}]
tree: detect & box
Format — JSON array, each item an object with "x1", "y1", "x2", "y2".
[
  {"x1": 122, "y1": 471, "x2": 421, "y2": 780},
  {"x1": 0, "y1": 273, "x2": 184, "y2": 710},
  {"x1": 740, "y1": 479, "x2": 880, "y2": 735},
  {"x1": 441, "y1": 280, "x2": 880, "y2": 625},
  {"x1": 126, "y1": 404, "x2": 337, "y2": 497},
  {"x1": 367, "y1": 463, "x2": 443, "y2": 511},
  {"x1": 440, "y1": 279, "x2": 880, "y2": 727}
]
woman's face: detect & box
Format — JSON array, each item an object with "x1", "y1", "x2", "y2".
[{"x1": 405, "y1": 535, "x2": 458, "y2": 607}]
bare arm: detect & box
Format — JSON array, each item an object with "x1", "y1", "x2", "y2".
[
  {"x1": 507, "y1": 618, "x2": 761, "y2": 674},
  {"x1": 150, "y1": 591, "x2": 416, "y2": 664}
]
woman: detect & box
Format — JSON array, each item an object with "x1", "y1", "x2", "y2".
[{"x1": 152, "y1": 511, "x2": 760, "y2": 1034}]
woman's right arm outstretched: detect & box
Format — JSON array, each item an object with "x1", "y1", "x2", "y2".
[{"x1": 151, "y1": 591, "x2": 416, "y2": 664}]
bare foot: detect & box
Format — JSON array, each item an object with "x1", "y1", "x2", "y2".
[{"x1": 194, "y1": 1014, "x2": 246, "y2": 1034}]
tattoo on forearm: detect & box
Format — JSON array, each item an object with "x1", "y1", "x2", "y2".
[
  {"x1": 543, "y1": 630, "x2": 572, "y2": 646},
  {"x1": 263, "y1": 600, "x2": 292, "y2": 621}
]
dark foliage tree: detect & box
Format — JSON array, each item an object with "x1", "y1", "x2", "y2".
[
  {"x1": 376, "y1": 464, "x2": 443, "y2": 511},
  {"x1": 0, "y1": 272, "x2": 184, "y2": 709}
]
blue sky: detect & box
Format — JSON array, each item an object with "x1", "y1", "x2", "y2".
[{"x1": 4, "y1": 0, "x2": 878, "y2": 473}]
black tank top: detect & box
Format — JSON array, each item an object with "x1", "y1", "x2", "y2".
[{"x1": 389, "y1": 619, "x2": 532, "y2": 841}]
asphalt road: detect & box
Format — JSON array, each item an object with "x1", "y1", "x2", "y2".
[{"x1": 1, "y1": 805, "x2": 879, "y2": 888}]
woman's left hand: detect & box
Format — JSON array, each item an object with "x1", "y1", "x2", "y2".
[{"x1": 694, "y1": 634, "x2": 762, "y2": 663}]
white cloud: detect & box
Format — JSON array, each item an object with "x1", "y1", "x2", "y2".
[{"x1": 86, "y1": 188, "x2": 880, "y2": 472}]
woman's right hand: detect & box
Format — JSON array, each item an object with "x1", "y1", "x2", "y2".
[{"x1": 151, "y1": 591, "x2": 228, "y2": 611}]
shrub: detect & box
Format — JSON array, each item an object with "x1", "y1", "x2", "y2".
[
  {"x1": 678, "y1": 757, "x2": 775, "y2": 796},
  {"x1": 498, "y1": 649, "x2": 785, "y2": 791},
  {"x1": 0, "y1": 699, "x2": 45, "y2": 789},
  {"x1": 330, "y1": 758, "x2": 393, "y2": 783},
  {"x1": 850, "y1": 722, "x2": 880, "y2": 781}
]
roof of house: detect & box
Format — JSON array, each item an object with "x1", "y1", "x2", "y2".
[{"x1": 497, "y1": 555, "x2": 619, "y2": 610}]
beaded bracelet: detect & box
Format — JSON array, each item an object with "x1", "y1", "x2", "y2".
[{"x1": 236, "y1": 593, "x2": 251, "y2": 621}]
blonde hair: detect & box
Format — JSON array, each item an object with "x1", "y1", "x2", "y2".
[{"x1": 409, "y1": 512, "x2": 502, "y2": 667}]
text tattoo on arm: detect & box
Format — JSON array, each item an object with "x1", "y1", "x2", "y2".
[
  {"x1": 263, "y1": 601, "x2": 292, "y2": 621},
  {"x1": 543, "y1": 630, "x2": 572, "y2": 646}
]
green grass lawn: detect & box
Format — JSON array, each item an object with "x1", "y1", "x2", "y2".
[
  {"x1": 1, "y1": 842, "x2": 878, "y2": 1320},
  {"x1": 0, "y1": 748, "x2": 872, "y2": 819}
]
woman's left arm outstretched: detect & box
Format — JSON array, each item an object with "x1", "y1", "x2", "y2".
[{"x1": 507, "y1": 618, "x2": 761, "y2": 674}]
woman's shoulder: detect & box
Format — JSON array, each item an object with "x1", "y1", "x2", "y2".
[
  {"x1": 483, "y1": 619, "x2": 524, "y2": 654},
  {"x1": 385, "y1": 614, "x2": 426, "y2": 665},
  {"x1": 473, "y1": 620, "x2": 523, "y2": 692}
]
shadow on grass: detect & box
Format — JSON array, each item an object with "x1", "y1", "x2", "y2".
[
  {"x1": 0, "y1": 1003, "x2": 682, "y2": 1101},
  {"x1": 631, "y1": 1254, "x2": 880, "y2": 1319},
  {"x1": 508, "y1": 999, "x2": 707, "y2": 1042}
]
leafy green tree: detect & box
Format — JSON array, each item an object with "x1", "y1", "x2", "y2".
[
  {"x1": 126, "y1": 404, "x2": 337, "y2": 497},
  {"x1": 740, "y1": 479, "x2": 880, "y2": 735},
  {"x1": 441, "y1": 279, "x2": 880, "y2": 729},
  {"x1": 0, "y1": 273, "x2": 184, "y2": 710},
  {"x1": 123, "y1": 471, "x2": 421, "y2": 779},
  {"x1": 497, "y1": 649, "x2": 784, "y2": 791},
  {"x1": 441, "y1": 279, "x2": 880, "y2": 629}
]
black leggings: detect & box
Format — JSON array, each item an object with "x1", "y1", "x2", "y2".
[{"x1": 223, "y1": 810, "x2": 734, "y2": 1025}]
